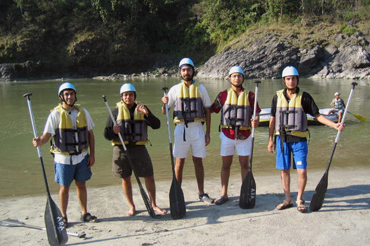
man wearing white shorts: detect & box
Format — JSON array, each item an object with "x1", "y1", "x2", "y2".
[
  {"x1": 161, "y1": 57, "x2": 214, "y2": 204},
  {"x1": 210, "y1": 66, "x2": 260, "y2": 205}
]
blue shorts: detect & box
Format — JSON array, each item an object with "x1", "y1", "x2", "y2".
[
  {"x1": 54, "y1": 154, "x2": 92, "y2": 187},
  {"x1": 275, "y1": 136, "x2": 308, "y2": 170}
]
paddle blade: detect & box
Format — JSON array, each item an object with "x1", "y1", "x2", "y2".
[
  {"x1": 352, "y1": 113, "x2": 366, "y2": 122},
  {"x1": 239, "y1": 172, "x2": 256, "y2": 209},
  {"x1": 44, "y1": 198, "x2": 68, "y2": 246},
  {"x1": 169, "y1": 179, "x2": 186, "y2": 219},
  {"x1": 309, "y1": 172, "x2": 329, "y2": 211}
]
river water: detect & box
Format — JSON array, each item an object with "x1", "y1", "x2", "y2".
[{"x1": 0, "y1": 77, "x2": 369, "y2": 197}]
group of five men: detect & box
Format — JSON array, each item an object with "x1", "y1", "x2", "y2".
[{"x1": 32, "y1": 58, "x2": 344, "y2": 226}]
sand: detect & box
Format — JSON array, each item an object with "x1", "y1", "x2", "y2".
[{"x1": 1, "y1": 166, "x2": 369, "y2": 246}]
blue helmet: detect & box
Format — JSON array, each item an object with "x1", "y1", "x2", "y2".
[
  {"x1": 58, "y1": 82, "x2": 76, "y2": 96},
  {"x1": 228, "y1": 66, "x2": 245, "y2": 77},
  {"x1": 282, "y1": 66, "x2": 299, "y2": 77},
  {"x1": 179, "y1": 58, "x2": 195, "y2": 69}
]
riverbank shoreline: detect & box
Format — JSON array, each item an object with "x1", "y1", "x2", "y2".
[{"x1": 1, "y1": 166, "x2": 369, "y2": 245}]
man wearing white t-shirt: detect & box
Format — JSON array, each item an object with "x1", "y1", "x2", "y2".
[
  {"x1": 32, "y1": 82, "x2": 97, "y2": 227},
  {"x1": 161, "y1": 58, "x2": 214, "y2": 204}
]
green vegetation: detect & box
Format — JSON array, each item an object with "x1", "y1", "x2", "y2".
[{"x1": 0, "y1": 0, "x2": 369, "y2": 77}]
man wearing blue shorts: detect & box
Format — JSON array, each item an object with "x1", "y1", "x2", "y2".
[
  {"x1": 267, "y1": 66, "x2": 345, "y2": 213},
  {"x1": 161, "y1": 57, "x2": 214, "y2": 204},
  {"x1": 33, "y1": 82, "x2": 97, "y2": 227}
]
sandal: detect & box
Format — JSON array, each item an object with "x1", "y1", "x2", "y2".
[
  {"x1": 296, "y1": 199, "x2": 307, "y2": 213},
  {"x1": 80, "y1": 212, "x2": 98, "y2": 223},
  {"x1": 215, "y1": 196, "x2": 229, "y2": 205},
  {"x1": 276, "y1": 200, "x2": 293, "y2": 210},
  {"x1": 62, "y1": 216, "x2": 68, "y2": 228}
]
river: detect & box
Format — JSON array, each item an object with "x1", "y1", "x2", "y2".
[{"x1": 0, "y1": 77, "x2": 369, "y2": 197}]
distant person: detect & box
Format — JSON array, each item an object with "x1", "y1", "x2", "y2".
[
  {"x1": 32, "y1": 82, "x2": 97, "y2": 227},
  {"x1": 161, "y1": 57, "x2": 214, "y2": 204},
  {"x1": 210, "y1": 66, "x2": 260, "y2": 205},
  {"x1": 267, "y1": 66, "x2": 345, "y2": 213},
  {"x1": 330, "y1": 92, "x2": 345, "y2": 123},
  {"x1": 104, "y1": 83, "x2": 167, "y2": 216}
]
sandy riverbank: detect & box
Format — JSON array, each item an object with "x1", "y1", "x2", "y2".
[{"x1": 1, "y1": 166, "x2": 369, "y2": 246}]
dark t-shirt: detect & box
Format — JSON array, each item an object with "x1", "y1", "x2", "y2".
[{"x1": 271, "y1": 87, "x2": 320, "y2": 142}]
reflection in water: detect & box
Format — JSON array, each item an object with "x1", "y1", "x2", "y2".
[{"x1": 0, "y1": 78, "x2": 369, "y2": 197}]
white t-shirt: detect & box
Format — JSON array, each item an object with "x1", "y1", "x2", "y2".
[
  {"x1": 43, "y1": 107, "x2": 95, "y2": 165},
  {"x1": 167, "y1": 81, "x2": 211, "y2": 109}
]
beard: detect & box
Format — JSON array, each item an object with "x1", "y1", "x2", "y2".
[{"x1": 182, "y1": 74, "x2": 193, "y2": 81}]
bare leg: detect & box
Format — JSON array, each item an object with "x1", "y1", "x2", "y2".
[
  {"x1": 144, "y1": 176, "x2": 167, "y2": 215},
  {"x1": 281, "y1": 170, "x2": 291, "y2": 202},
  {"x1": 297, "y1": 169, "x2": 307, "y2": 202},
  {"x1": 239, "y1": 155, "x2": 250, "y2": 181},
  {"x1": 219, "y1": 156, "x2": 233, "y2": 198},
  {"x1": 75, "y1": 181, "x2": 88, "y2": 215},
  {"x1": 59, "y1": 185, "x2": 70, "y2": 218},
  {"x1": 175, "y1": 158, "x2": 185, "y2": 186},
  {"x1": 193, "y1": 156, "x2": 205, "y2": 195},
  {"x1": 122, "y1": 177, "x2": 135, "y2": 216}
]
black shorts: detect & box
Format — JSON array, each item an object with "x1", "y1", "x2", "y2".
[{"x1": 112, "y1": 145, "x2": 154, "y2": 178}]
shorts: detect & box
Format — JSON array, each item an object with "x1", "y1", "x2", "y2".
[
  {"x1": 54, "y1": 154, "x2": 92, "y2": 187},
  {"x1": 220, "y1": 132, "x2": 252, "y2": 157},
  {"x1": 275, "y1": 136, "x2": 308, "y2": 170},
  {"x1": 173, "y1": 122, "x2": 207, "y2": 159},
  {"x1": 112, "y1": 145, "x2": 154, "y2": 178}
]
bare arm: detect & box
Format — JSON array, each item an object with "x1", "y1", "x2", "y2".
[
  {"x1": 87, "y1": 129, "x2": 95, "y2": 167},
  {"x1": 315, "y1": 114, "x2": 345, "y2": 131},
  {"x1": 161, "y1": 96, "x2": 168, "y2": 115},
  {"x1": 32, "y1": 133, "x2": 52, "y2": 147},
  {"x1": 267, "y1": 116, "x2": 276, "y2": 153},
  {"x1": 204, "y1": 107, "x2": 211, "y2": 146}
]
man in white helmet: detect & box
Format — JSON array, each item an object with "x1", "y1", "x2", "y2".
[
  {"x1": 104, "y1": 83, "x2": 167, "y2": 216},
  {"x1": 210, "y1": 66, "x2": 261, "y2": 205},
  {"x1": 33, "y1": 82, "x2": 97, "y2": 227},
  {"x1": 267, "y1": 66, "x2": 345, "y2": 213},
  {"x1": 161, "y1": 57, "x2": 214, "y2": 204},
  {"x1": 330, "y1": 92, "x2": 346, "y2": 122}
]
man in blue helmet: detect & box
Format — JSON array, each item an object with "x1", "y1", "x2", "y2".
[
  {"x1": 161, "y1": 57, "x2": 214, "y2": 204},
  {"x1": 210, "y1": 66, "x2": 261, "y2": 205},
  {"x1": 267, "y1": 66, "x2": 345, "y2": 213},
  {"x1": 104, "y1": 83, "x2": 167, "y2": 216},
  {"x1": 32, "y1": 82, "x2": 97, "y2": 227}
]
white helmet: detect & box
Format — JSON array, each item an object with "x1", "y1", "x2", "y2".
[
  {"x1": 282, "y1": 66, "x2": 299, "y2": 78},
  {"x1": 179, "y1": 58, "x2": 194, "y2": 68},
  {"x1": 58, "y1": 82, "x2": 76, "y2": 96},
  {"x1": 334, "y1": 92, "x2": 340, "y2": 96},
  {"x1": 228, "y1": 66, "x2": 245, "y2": 77},
  {"x1": 120, "y1": 83, "x2": 136, "y2": 95}
]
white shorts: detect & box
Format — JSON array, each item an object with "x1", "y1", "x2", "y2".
[
  {"x1": 173, "y1": 122, "x2": 207, "y2": 159},
  {"x1": 220, "y1": 132, "x2": 252, "y2": 157}
]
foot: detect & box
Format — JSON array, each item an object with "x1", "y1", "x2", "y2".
[
  {"x1": 126, "y1": 207, "x2": 136, "y2": 216},
  {"x1": 296, "y1": 199, "x2": 307, "y2": 213},
  {"x1": 62, "y1": 216, "x2": 68, "y2": 228},
  {"x1": 80, "y1": 212, "x2": 98, "y2": 223},
  {"x1": 276, "y1": 200, "x2": 293, "y2": 210},
  {"x1": 153, "y1": 206, "x2": 167, "y2": 215},
  {"x1": 199, "y1": 193, "x2": 215, "y2": 204},
  {"x1": 215, "y1": 196, "x2": 229, "y2": 205}
]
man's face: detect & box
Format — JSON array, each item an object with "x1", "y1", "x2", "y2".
[
  {"x1": 283, "y1": 76, "x2": 298, "y2": 90},
  {"x1": 60, "y1": 90, "x2": 76, "y2": 106},
  {"x1": 180, "y1": 65, "x2": 194, "y2": 81},
  {"x1": 228, "y1": 73, "x2": 244, "y2": 87},
  {"x1": 121, "y1": 91, "x2": 135, "y2": 105}
]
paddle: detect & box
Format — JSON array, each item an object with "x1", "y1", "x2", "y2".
[
  {"x1": 23, "y1": 93, "x2": 68, "y2": 246},
  {"x1": 347, "y1": 111, "x2": 366, "y2": 122},
  {"x1": 309, "y1": 82, "x2": 357, "y2": 211},
  {"x1": 239, "y1": 80, "x2": 261, "y2": 209},
  {"x1": 0, "y1": 219, "x2": 86, "y2": 238},
  {"x1": 161, "y1": 87, "x2": 186, "y2": 219},
  {"x1": 102, "y1": 95, "x2": 156, "y2": 218}
]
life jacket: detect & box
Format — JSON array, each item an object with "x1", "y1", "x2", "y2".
[
  {"x1": 333, "y1": 98, "x2": 345, "y2": 110},
  {"x1": 112, "y1": 101, "x2": 148, "y2": 146},
  {"x1": 51, "y1": 104, "x2": 89, "y2": 156},
  {"x1": 173, "y1": 82, "x2": 205, "y2": 124},
  {"x1": 275, "y1": 89, "x2": 309, "y2": 138},
  {"x1": 220, "y1": 88, "x2": 252, "y2": 130}
]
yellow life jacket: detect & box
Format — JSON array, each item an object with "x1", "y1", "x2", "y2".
[
  {"x1": 173, "y1": 82, "x2": 205, "y2": 124},
  {"x1": 51, "y1": 104, "x2": 89, "y2": 155},
  {"x1": 275, "y1": 89, "x2": 309, "y2": 138},
  {"x1": 220, "y1": 88, "x2": 252, "y2": 130},
  {"x1": 112, "y1": 101, "x2": 148, "y2": 145}
]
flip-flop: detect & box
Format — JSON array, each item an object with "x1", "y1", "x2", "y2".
[
  {"x1": 276, "y1": 200, "x2": 293, "y2": 210},
  {"x1": 296, "y1": 200, "x2": 307, "y2": 213},
  {"x1": 80, "y1": 212, "x2": 98, "y2": 223},
  {"x1": 215, "y1": 196, "x2": 229, "y2": 205}
]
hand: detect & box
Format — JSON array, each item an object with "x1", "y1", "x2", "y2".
[
  {"x1": 267, "y1": 140, "x2": 275, "y2": 153},
  {"x1": 251, "y1": 118, "x2": 259, "y2": 128},
  {"x1": 136, "y1": 103, "x2": 149, "y2": 116},
  {"x1": 161, "y1": 96, "x2": 168, "y2": 105},
  {"x1": 205, "y1": 133, "x2": 210, "y2": 146},
  {"x1": 334, "y1": 122, "x2": 345, "y2": 131},
  {"x1": 32, "y1": 137, "x2": 40, "y2": 147},
  {"x1": 87, "y1": 154, "x2": 95, "y2": 168},
  {"x1": 113, "y1": 125, "x2": 120, "y2": 134}
]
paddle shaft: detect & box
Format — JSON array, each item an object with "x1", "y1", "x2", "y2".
[
  {"x1": 23, "y1": 93, "x2": 68, "y2": 245},
  {"x1": 102, "y1": 95, "x2": 156, "y2": 218},
  {"x1": 249, "y1": 80, "x2": 261, "y2": 170}
]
